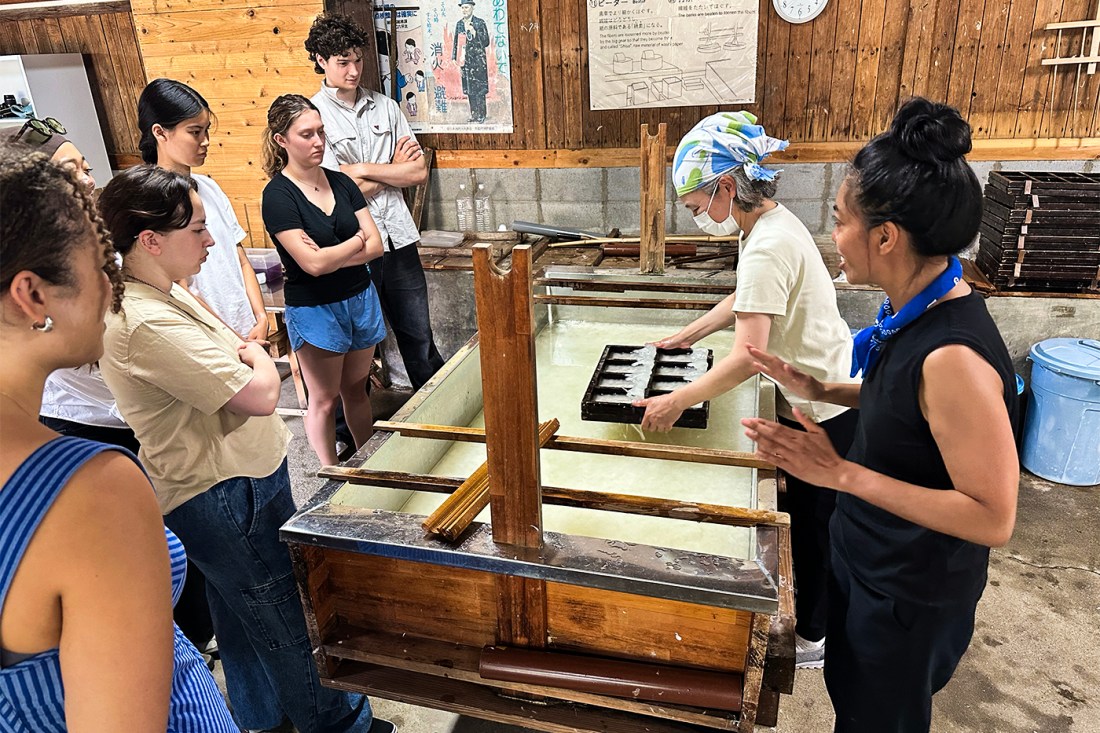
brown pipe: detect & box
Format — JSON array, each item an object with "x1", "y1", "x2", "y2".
[
  {"x1": 479, "y1": 645, "x2": 743, "y2": 712},
  {"x1": 602, "y1": 243, "x2": 697, "y2": 257}
]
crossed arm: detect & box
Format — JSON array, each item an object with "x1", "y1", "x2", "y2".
[{"x1": 339, "y1": 136, "x2": 428, "y2": 199}]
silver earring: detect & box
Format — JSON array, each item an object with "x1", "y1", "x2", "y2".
[{"x1": 31, "y1": 315, "x2": 54, "y2": 333}]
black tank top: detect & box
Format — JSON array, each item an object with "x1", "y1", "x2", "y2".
[{"x1": 832, "y1": 291, "x2": 1019, "y2": 606}]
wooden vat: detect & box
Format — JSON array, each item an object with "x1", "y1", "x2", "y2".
[{"x1": 283, "y1": 248, "x2": 795, "y2": 732}]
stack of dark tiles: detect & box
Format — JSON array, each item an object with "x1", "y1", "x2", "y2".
[{"x1": 976, "y1": 171, "x2": 1100, "y2": 293}]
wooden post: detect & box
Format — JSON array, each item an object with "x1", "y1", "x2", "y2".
[
  {"x1": 472, "y1": 243, "x2": 548, "y2": 650},
  {"x1": 639, "y1": 122, "x2": 668, "y2": 275},
  {"x1": 471, "y1": 243, "x2": 543, "y2": 548}
]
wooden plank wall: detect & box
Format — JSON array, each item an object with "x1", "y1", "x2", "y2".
[
  {"x1": 415, "y1": 0, "x2": 1100, "y2": 158},
  {"x1": 0, "y1": 1, "x2": 146, "y2": 168},
  {"x1": 130, "y1": 0, "x2": 325, "y2": 246}
]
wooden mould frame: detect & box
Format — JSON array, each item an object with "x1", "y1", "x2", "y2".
[{"x1": 282, "y1": 245, "x2": 795, "y2": 732}]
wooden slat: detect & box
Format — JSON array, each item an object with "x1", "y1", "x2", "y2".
[
  {"x1": 826, "y1": 0, "x2": 862, "y2": 139},
  {"x1": 317, "y1": 465, "x2": 791, "y2": 528},
  {"x1": 639, "y1": 123, "x2": 666, "y2": 275},
  {"x1": 371, "y1": 420, "x2": 774, "y2": 469},
  {"x1": 783, "y1": 16, "x2": 814, "y2": 140},
  {"x1": 899, "y1": 0, "x2": 937, "y2": 102},
  {"x1": 870, "y1": 0, "x2": 911, "y2": 136},
  {"x1": 532, "y1": 294, "x2": 721, "y2": 310},
  {"x1": 762, "y1": 4, "x2": 791, "y2": 138},
  {"x1": 989, "y1": 0, "x2": 1042, "y2": 137},
  {"x1": 969, "y1": 0, "x2": 1016, "y2": 137},
  {"x1": 287, "y1": 543, "x2": 337, "y2": 677},
  {"x1": 944, "y1": 0, "x2": 987, "y2": 121},
  {"x1": 1014, "y1": 0, "x2": 1070, "y2": 138},
  {"x1": 926, "y1": 0, "x2": 964, "y2": 103},
  {"x1": 850, "y1": 0, "x2": 888, "y2": 140},
  {"x1": 805, "y1": 0, "x2": 839, "y2": 140},
  {"x1": 545, "y1": 582, "x2": 753, "y2": 673},
  {"x1": 736, "y1": 613, "x2": 773, "y2": 733}
]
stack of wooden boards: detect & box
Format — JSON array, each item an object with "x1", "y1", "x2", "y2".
[{"x1": 977, "y1": 171, "x2": 1100, "y2": 293}]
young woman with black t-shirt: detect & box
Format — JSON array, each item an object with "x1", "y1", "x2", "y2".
[
  {"x1": 261, "y1": 94, "x2": 385, "y2": 466},
  {"x1": 741, "y1": 98, "x2": 1019, "y2": 733}
]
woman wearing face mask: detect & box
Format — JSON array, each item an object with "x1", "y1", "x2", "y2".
[
  {"x1": 635, "y1": 111, "x2": 859, "y2": 669},
  {"x1": 741, "y1": 98, "x2": 1019, "y2": 732},
  {"x1": 139, "y1": 78, "x2": 269, "y2": 343}
]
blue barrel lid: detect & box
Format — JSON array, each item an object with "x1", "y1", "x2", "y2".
[{"x1": 1029, "y1": 338, "x2": 1100, "y2": 380}]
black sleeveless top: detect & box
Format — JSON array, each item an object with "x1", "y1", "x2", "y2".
[{"x1": 832, "y1": 291, "x2": 1019, "y2": 606}]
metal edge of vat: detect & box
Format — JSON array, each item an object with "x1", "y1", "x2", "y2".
[
  {"x1": 282, "y1": 505, "x2": 779, "y2": 614},
  {"x1": 282, "y1": 329, "x2": 781, "y2": 615}
]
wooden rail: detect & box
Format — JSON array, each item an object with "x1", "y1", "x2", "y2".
[
  {"x1": 372, "y1": 420, "x2": 773, "y2": 470},
  {"x1": 318, "y1": 465, "x2": 790, "y2": 528}
]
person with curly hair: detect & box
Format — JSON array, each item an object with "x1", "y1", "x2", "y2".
[
  {"x1": 742, "y1": 98, "x2": 1019, "y2": 732},
  {"x1": 304, "y1": 13, "x2": 444, "y2": 405},
  {"x1": 0, "y1": 144, "x2": 235, "y2": 732}
]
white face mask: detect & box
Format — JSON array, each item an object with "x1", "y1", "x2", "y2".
[{"x1": 692, "y1": 182, "x2": 741, "y2": 237}]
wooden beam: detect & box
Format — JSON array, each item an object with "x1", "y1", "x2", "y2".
[
  {"x1": 472, "y1": 242, "x2": 549, "y2": 650},
  {"x1": 429, "y1": 138, "x2": 1100, "y2": 168},
  {"x1": 317, "y1": 465, "x2": 791, "y2": 528},
  {"x1": 371, "y1": 421, "x2": 774, "y2": 470},
  {"x1": 532, "y1": 294, "x2": 721, "y2": 311},
  {"x1": 737, "y1": 613, "x2": 773, "y2": 733},
  {"x1": 639, "y1": 123, "x2": 667, "y2": 275}
]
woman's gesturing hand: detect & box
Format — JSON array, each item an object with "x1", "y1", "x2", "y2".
[
  {"x1": 746, "y1": 343, "x2": 826, "y2": 402},
  {"x1": 741, "y1": 408, "x2": 851, "y2": 490}
]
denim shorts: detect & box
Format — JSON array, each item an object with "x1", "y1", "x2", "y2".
[{"x1": 285, "y1": 285, "x2": 386, "y2": 353}]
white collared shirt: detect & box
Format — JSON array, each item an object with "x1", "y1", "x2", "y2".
[{"x1": 312, "y1": 84, "x2": 420, "y2": 250}]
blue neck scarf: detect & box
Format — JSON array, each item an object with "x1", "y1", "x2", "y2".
[{"x1": 851, "y1": 257, "x2": 963, "y2": 378}]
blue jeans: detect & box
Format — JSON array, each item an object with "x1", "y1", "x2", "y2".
[
  {"x1": 369, "y1": 243, "x2": 444, "y2": 390},
  {"x1": 164, "y1": 460, "x2": 373, "y2": 732}
]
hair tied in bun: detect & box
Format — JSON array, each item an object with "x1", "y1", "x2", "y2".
[{"x1": 890, "y1": 97, "x2": 972, "y2": 165}]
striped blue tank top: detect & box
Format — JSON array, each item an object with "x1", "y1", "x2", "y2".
[{"x1": 0, "y1": 437, "x2": 237, "y2": 732}]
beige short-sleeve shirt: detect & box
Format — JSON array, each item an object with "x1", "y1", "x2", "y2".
[
  {"x1": 101, "y1": 282, "x2": 290, "y2": 514},
  {"x1": 732, "y1": 204, "x2": 859, "y2": 422}
]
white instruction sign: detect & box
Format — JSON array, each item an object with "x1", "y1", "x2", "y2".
[{"x1": 586, "y1": 0, "x2": 757, "y2": 110}]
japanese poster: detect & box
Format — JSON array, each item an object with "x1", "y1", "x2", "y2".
[
  {"x1": 586, "y1": 0, "x2": 757, "y2": 110},
  {"x1": 375, "y1": 1, "x2": 514, "y2": 133}
]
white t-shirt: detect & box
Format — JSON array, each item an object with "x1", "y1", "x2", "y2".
[
  {"x1": 189, "y1": 174, "x2": 254, "y2": 336},
  {"x1": 40, "y1": 366, "x2": 127, "y2": 428},
  {"x1": 732, "y1": 203, "x2": 859, "y2": 422}
]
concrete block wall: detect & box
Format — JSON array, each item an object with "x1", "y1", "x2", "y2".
[{"x1": 423, "y1": 159, "x2": 1097, "y2": 236}]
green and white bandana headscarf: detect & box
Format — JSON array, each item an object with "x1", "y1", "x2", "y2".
[{"x1": 672, "y1": 111, "x2": 789, "y2": 197}]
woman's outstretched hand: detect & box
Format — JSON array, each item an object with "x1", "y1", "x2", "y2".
[
  {"x1": 746, "y1": 343, "x2": 826, "y2": 402},
  {"x1": 741, "y1": 408, "x2": 851, "y2": 490}
]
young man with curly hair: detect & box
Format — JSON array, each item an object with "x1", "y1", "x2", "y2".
[{"x1": 304, "y1": 14, "x2": 444, "y2": 404}]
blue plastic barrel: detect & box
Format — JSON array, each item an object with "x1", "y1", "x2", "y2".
[{"x1": 1021, "y1": 338, "x2": 1100, "y2": 486}]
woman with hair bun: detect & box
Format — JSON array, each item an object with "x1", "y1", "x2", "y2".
[{"x1": 742, "y1": 98, "x2": 1019, "y2": 732}]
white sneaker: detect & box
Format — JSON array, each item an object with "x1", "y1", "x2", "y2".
[{"x1": 795, "y1": 633, "x2": 825, "y2": 669}]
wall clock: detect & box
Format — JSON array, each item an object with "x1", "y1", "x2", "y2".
[{"x1": 773, "y1": 0, "x2": 829, "y2": 24}]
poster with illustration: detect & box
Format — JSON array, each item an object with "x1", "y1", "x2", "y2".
[
  {"x1": 586, "y1": 0, "x2": 757, "y2": 110},
  {"x1": 375, "y1": 1, "x2": 514, "y2": 133}
]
